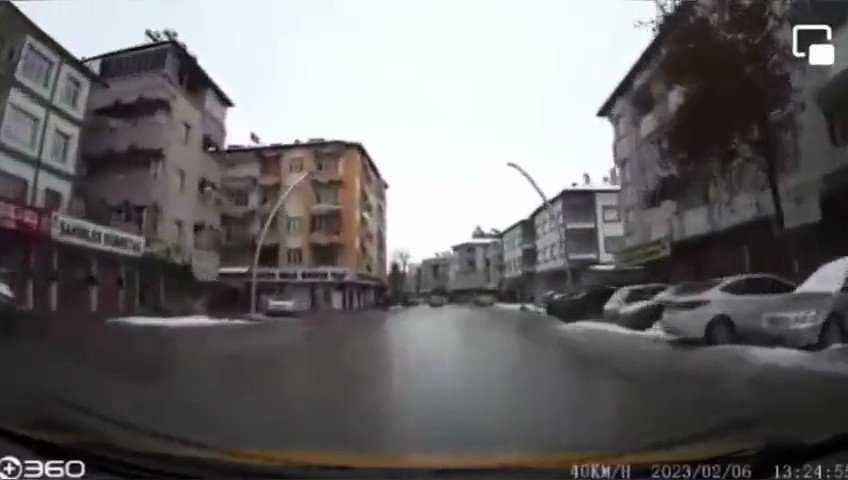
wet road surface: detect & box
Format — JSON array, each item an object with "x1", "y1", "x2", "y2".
[{"x1": 2, "y1": 305, "x2": 848, "y2": 466}]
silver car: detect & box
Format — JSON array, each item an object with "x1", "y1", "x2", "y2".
[
  {"x1": 760, "y1": 257, "x2": 848, "y2": 349},
  {"x1": 660, "y1": 274, "x2": 797, "y2": 345}
]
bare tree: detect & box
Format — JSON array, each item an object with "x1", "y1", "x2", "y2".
[{"x1": 391, "y1": 249, "x2": 411, "y2": 273}]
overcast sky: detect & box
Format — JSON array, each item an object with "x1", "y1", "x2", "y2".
[{"x1": 16, "y1": 0, "x2": 656, "y2": 261}]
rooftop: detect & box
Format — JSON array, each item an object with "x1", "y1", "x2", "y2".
[
  {"x1": 451, "y1": 239, "x2": 499, "y2": 250},
  {"x1": 84, "y1": 40, "x2": 234, "y2": 107},
  {"x1": 2, "y1": 2, "x2": 101, "y2": 83},
  {"x1": 225, "y1": 139, "x2": 389, "y2": 189},
  {"x1": 530, "y1": 184, "x2": 621, "y2": 218}
]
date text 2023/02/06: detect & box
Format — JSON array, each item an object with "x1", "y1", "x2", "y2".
[{"x1": 568, "y1": 462, "x2": 755, "y2": 479}]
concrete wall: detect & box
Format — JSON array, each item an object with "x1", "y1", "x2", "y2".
[{"x1": 83, "y1": 49, "x2": 227, "y2": 280}]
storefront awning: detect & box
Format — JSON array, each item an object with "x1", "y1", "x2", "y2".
[{"x1": 613, "y1": 237, "x2": 671, "y2": 268}]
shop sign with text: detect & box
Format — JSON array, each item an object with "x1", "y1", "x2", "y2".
[{"x1": 51, "y1": 215, "x2": 145, "y2": 257}]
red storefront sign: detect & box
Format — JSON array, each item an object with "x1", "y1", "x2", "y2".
[{"x1": 0, "y1": 197, "x2": 51, "y2": 236}]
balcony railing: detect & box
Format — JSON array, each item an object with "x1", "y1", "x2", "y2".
[
  {"x1": 310, "y1": 231, "x2": 343, "y2": 245},
  {"x1": 311, "y1": 201, "x2": 342, "y2": 213},
  {"x1": 259, "y1": 173, "x2": 281, "y2": 186},
  {"x1": 312, "y1": 170, "x2": 343, "y2": 184}
]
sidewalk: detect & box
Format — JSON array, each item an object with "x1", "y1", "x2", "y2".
[{"x1": 493, "y1": 303, "x2": 547, "y2": 314}]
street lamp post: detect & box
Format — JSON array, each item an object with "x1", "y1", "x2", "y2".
[
  {"x1": 250, "y1": 171, "x2": 311, "y2": 315},
  {"x1": 506, "y1": 162, "x2": 573, "y2": 293}
]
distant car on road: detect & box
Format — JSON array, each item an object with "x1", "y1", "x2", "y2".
[
  {"x1": 759, "y1": 257, "x2": 848, "y2": 349},
  {"x1": 473, "y1": 294, "x2": 496, "y2": 307},
  {"x1": 547, "y1": 285, "x2": 617, "y2": 322},
  {"x1": 264, "y1": 297, "x2": 307, "y2": 317},
  {"x1": 660, "y1": 274, "x2": 796, "y2": 345},
  {"x1": 603, "y1": 283, "x2": 668, "y2": 329},
  {"x1": 427, "y1": 295, "x2": 447, "y2": 307}
]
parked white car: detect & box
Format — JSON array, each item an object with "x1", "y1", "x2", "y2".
[
  {"x1": 264, "y1": 297, "x2": 307, "y2": 317},
  {"x1": 759, "y1": 257, "x2": 848, "y2": 349},
  {"x1": 660, "y1": 274, "x2": 796, "y2": 345}
]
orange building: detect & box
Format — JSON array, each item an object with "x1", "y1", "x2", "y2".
[{"x1": 219, "y1": 139, "x2": 387, "y2": 310}]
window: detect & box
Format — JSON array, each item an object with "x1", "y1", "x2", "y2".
[
  {"x1": 174, "y1": 220, "x2": 184, "y2": 242},
  {"x1": 289, "y1": 157, "x2": 303, "y2": 172},
  {"x1": 3, "y1": 105, "x2": 39, "y2": 149},
  {"x1": 317, "y1": 157, "x2": 338, "y2": 173},
  {"x1": 0, "y1": 170, "x2": 29, "y2": 202},
  {"x1": 150, "y1": 160, "x2": 161, "y2": 179},
  {"x1": 49, "y1": 129, "x2": 70, "y2": 164},
  {"x1": 285, "y1": 216, "x2": 302, "y2": 234},
  {"x1": 20, "y1": 44, "x2": 54, "y2": 88},
  {"x1": 286, "y1": 248, "x2": 303, "y2": 265},
  {"x1": 60, "y1": 76, "x2": 82, "y2": 109},
  {"x1": 316, "y1": 186, "x2": 339, "y2": 204},
  {"x1": 177, "y1": 169, "x2": 186, "y2": 192},
  {"x1": 182, "y1": 122, "x2": 191, "y2": 144},
  {"x1": 602, "y1": 206, "x2": 621, "y2": 223},
  {"x1": 721, "y1": 276, "x2": 795, "y2": 295},
  {"x1": 42, "y1": 188, "x2": 62, "y2": 211}
]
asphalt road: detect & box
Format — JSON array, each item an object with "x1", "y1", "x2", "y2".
[{"x1": 2, "y1": 305, "x2": 848, "y2": 467}]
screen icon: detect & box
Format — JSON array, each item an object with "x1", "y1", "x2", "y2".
[{"x1": 793, "y1": 24, "x2": 834, "y2": 66}]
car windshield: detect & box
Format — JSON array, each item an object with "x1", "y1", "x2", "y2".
[
  {"x1": 6, "y1": 0, "x2": 848, "y2": 476},
  {"x1": 795, "y1": 258, "x2": 848, "y2": 293}
]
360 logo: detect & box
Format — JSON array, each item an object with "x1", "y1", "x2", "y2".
[{"x1": 0, "y1": 455, "x2": 85, "y2": 480}]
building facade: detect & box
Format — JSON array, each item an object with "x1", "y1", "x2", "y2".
[
  {"x1": 597, "y1": 3, "x2": 848, "y2": 282},
  {"x1": 0, "y1": 2, "x2": 94, "y2": 213},
  {"x1": 419, "y1": 256, "x2": 451, "y2": 295},
  {"x1": 218, "y1": 148, "x2": 261, "y2": 268},
  {"x1": 448, "y1": 240, "x2": 498, "y2": 299},
  {"x1": 81, "y1": 39, "x2": 233, "y2": 281},
  {"x1": 531, "y1": 185, "x2": 623, "y2": 296},
  {"x1": 501, "y1": 219, "x2": 536, "y2": 301},
  {"x1": 218, "y1": 139, "x2": 388, "y2": 310}
]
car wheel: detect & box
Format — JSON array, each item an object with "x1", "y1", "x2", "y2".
[
  {"x1": 817, "y1": 318, "x2": 844, "y2": 350},
  {"x1": 705, "y1": 317, "x2": 736, "y2": 345}
]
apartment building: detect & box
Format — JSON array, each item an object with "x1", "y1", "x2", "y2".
[
  {"x1": 597, "y1": 2, "x2": 848, "y2": 282},
  {"x1": 448, "y1": 239, "x2": 499, "y2": 300},
  {"x1": 218, "y1": 147, "x2": 261, "y2": 268},
  {"x1": 501, "y1": 218, "x2": 536, "y2": 301},
  {"x1": 0, "y1": 2, "x2": 94, "y2": 212},
  {"x1": 531, "y1": 185, "x2": 623, "y2": 296},
  {"x1": 218, "y1": 139, "x2": 388, "y2": 310},
  {"x1": 419, "y1": 255, "x2": 451, "y2": 295},
  {"x1": 80, "y1": 38, "x2": 233, "y2": 281},
  {"x1": 485, "y1": 238, "x2": 504, "y2": 292}
]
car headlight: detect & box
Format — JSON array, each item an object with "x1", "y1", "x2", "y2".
[{"x1": 766, "y1": 310, "x2": 823, "y2": 328}]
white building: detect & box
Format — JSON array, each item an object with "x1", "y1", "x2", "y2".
[
  {"x1": 501, "y1": 218, "x2": 536, "y2": 301},
  {"x1": 597, "y1": 3, "x2": 848, "y2": 281},
  {"x1": 448, "y1": 239, "x2": 498, "y2": 298},
  {"x1": 0, "y1": 2, "x2": 94, "y2": 213},
  {"x1": 530, "y1": 185, "x2": 623, "y2": 296}
]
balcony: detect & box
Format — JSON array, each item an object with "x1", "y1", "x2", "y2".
[
  {"x1": 310, "y1": 231, "x2": 343, "y2": 245},
  {"x1": 361, "y1": 210, "x2": 372, "y2": 227},
  {"x1": 311, "y1": 201, "x2": 342, "y2": 214},
  {"x1": 311, "y1": 170, "x2": 343, "y2": 184},
  {"x1": 259, "y1": 173, "x2": 281, "y2": 186},
  {"x1": 93, "y1": 97, "x2": 172, "y2": 120}
]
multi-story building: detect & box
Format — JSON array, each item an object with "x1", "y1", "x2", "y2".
[
  {"x1": 501, "y1": 218, "x2": 536, "y2": 301},
  {"x1": 403, "y1": 262, "x2": 420, "y2": 295},
  {"x1": 80, "y1": 38, "x2": 233, "y2": 281},
  {"x1": 485, "y1": 238, "x2": 504, "y2": 292},
  {"x1": 0, "y1": 2, "x2": 95, "y2": 212},
  {"x1": 448, "y1": 239, "x2": 498, "y2": 300},
  {"x1": 531, "y1": 185, "x2": 623, "y2": 296},
  {"x1": 217, "y1": 139, "x2": 388, "y2": 310},
  {"x1": 597, "y1": 2, "x2": 848, "y2": 282},
  {"x1": 419, "y1": 255, "x2": 451, "y2": 295},
  {"x1": 218, "y1": 147, "x2": 261, "y2": 268}
]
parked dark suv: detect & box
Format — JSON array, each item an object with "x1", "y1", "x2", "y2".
[{"x1": 546, "y1": 285, "x2": 617, "y2": 322}]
